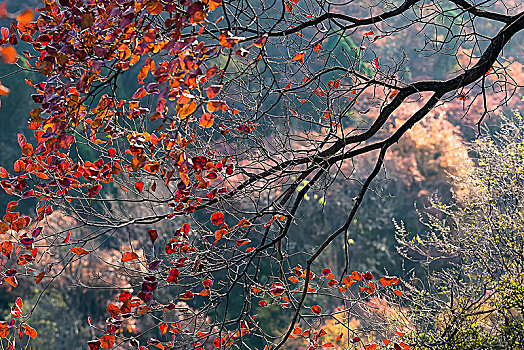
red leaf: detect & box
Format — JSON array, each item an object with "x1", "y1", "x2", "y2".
[
  {"x1": 210, "y1": 212, "x2": 225, "y2": 225},
  {"x1": 148, "y1": 229, "x2": 158, "y2": 244},
  {"x1": 22, "y1": 324, "x2": 37, "y2": 339},
  {"x1": 1, "y1": 241, "x2": 13, "y2": 258},
  {"x1": 311, "y1": 305, "x2": 321, "y2": 314},
  {"x1": 70, "y1": 247, "x2": 89, "y2": 255},
  {"x1": 88, "y1": 340, "x2": 101, "y2": 350},
  {"x1": 121, "y1": 251, "x2": 139, "y2": 262},
  {"x1": 17, "y1": 133, "x2": 26, "y2": 148},
  {"x1": 63, "y1": 232, "x2": 71, "y2": 244},
  {"x1": 6, "y1": 201, "x2": 17, "y2": 212},
  {"x1": 134, "y1": 181, "x2": 144, "y2": 193},
  {"x1": 389, "y1": 90, "x2": 399, "y2": 99},
  {"x1": 35, "y1": 271, "x2": 45, "y2": 284},
  {"x1": 321, "y1": 268, "x2": 331, "y2": 276},
  {"x1": 180, "y1": 291, "x2": 194, "y2": 300},
  {"x1": 350, "y1": 271, "x2": 362, "y2": 281},
  {"x1": 99, "y1": 334, "x2": 115, "y2": 349},
  {"x1": 119, "y1": 291, "x2": 132, "y2": 302},
  {"x1": 374, "y1": 56, "x2": 380, "y2": 70},
  {"x1": 107, "y1": 304, "x2": 121, "y2": 318},
  {"x1": 167, "y1": 268, "x2": 179, "y2": 283},
  {"x1": 88, "y1": 184, "x2": 102, "y2": 198},
  {"x1": 236, "y1": 239, "x2": 251, "y2": 246},
  {"x1": 159, "y1": 322, "x2": 168, "y2": 335}
]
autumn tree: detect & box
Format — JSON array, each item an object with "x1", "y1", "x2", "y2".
[
  {"x1": 396, "y1": 112, "x2": 524, "y2": 349},
  {"x1": 0, "y1": 0, "x2": 522, "y2": 349}
]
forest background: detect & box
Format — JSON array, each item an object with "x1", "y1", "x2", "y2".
[{"x1": 0, "y1": 0, "x2": 522, "y2": 349}]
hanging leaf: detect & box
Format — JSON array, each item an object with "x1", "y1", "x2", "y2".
[
  {"x1": 22, "y1": 324, "x2": 37, "y2": 339},
  {"x1": 0, "y1": 45, "x2": 17, "y2": 64},
  {"x1": 311, "y1": 305, "x2": 321, "y2": 314},
  {"x1": 199, "y1": 113, "x2": 215, "y2": 128},
  {"x1": 121, "y1": 251, "x2": 139, "y2": 262},
  {"x1": 148, "y1": 229, "x2": 158, "y2": 244},
  {"x1": 134, "y1": 181, "x2": 144, "y2": 193},
  {"x1": 99, "y1": 334, "x2": 116, "y2": 349},
  {"x1": 70, "y1": 247, "x2": 89, "y2": 255},
  {"x1": 292, "y1": 51, "x2": 305, "y2": 63},
  {"x1": 210, "y1": 212, "x2": 225, "y2": 225}
]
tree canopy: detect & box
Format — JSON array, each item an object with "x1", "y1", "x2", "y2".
[{"x1": 0, "y1": 0, "x2": 522, "y2": 349}]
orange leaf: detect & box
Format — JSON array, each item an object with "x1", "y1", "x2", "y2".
[
  {"x1": 218, "y1": 32, "x2": 244, "y2": 48},
  {"x1": 16, "y1": 9, "x2": 33, "y2": 24},
  {"x1": 70, "y1": 247, "x2": 89, "y2": 255},
  {"x1": 199, "y1": 113, "x2": 215, "y2": 128},
  {"x1": 365, "y1": 344, "x2": 377, "y2": 350},
  {"x1": 207, "y1": 100, "x2": 225, "y2": 112},
  {"x1": 379, "y1": 275, "x2": 400, "y2": 287},
  {"x1": 4, "y1": 276, "x2": 17, "y2": 287},
  {"x1": 208, "y1": 0, "x2": 222, "y2": 10},
  {"x1": 179, "y1": 100, "x2": 197, "y2": 119},
  {"x1": 214, "y1": 228, "x2": 227, "y2": 244},
  {"x1": 322, "y1": 343, "x2": 333, "y2": 347},
  {"x1": 1, "y1": 241, "x2": 13, "y2": 258},
  {"x1": 389, "y1": 90, "x2": 399, "y2": 99},
  {"x1": 0, "y1": 82, "x2": 9, "y2": 96},
  {"x1": 146, "y1": 1, "x2": 163, "y2": 14},
  {"x1": 394, "y1": 289, "x2": 403, "y2": 297},
  {"x1": 121, "y1": 251, "x2": 139, "y2": 262},
  {"x1": 63, "y1": 232, "x2": 71, "y2": 244},
  {"x1": 292, "y1": 51, "x2": 305, "y2": 62},
  {"x1": 350, "y1": 271, "x2": 362, "y2": 281},
  {"x1": 22, "y1": 324, "x2": 37, "y2": 339},
  {"x1": 6, "y1": 201, "x2": 17, "y2": 212},
  {"x1": 206, "y1": 85, "x2": 221, "y2": 99},
  {"x1": 0, "y1": 45, "x2": 17, "y2": 64},
  {"x1": 99, "y1": 334, "x2": 115, "y2": 349}
]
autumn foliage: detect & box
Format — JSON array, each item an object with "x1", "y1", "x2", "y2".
[{"x1": 0, "y1": 0, "x2": 522, "y2": 349}]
